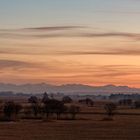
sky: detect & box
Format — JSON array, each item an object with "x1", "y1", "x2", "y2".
[{"x1": 0, "y1": 0, "x2": 140, "y2": 87}]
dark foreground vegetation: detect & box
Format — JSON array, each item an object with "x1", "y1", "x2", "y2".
[
  {"x1": 0, "y1": 93, "x2": 81, "y2": 121},
  {"x1": 0, "y1": 92, "x2": 140, "y2": 140},
  {"x1": 0, "y1": 92, "x2": 140, "y2": 122}
]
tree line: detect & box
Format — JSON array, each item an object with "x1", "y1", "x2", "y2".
[
  {"x1": 0, "y1": 93, "x2": 80, "y2": 121},
  {"x1": 1, "y1": 92, "x2": 140, "y2": 122}
]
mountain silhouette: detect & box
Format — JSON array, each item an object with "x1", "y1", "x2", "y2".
[{"x1": 0, "y1": 83, "x2": 139, "y2": 94}]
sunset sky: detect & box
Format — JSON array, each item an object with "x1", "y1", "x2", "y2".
[{"x1": 0, "y1": 0, "x2": 140, "y2": 87}]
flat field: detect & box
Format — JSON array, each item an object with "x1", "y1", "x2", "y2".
[
  {"x1": 0, "y1": 99, "x2": 140, "y2": 140},
  {"x1": 0, "y1": 114, "x2": 139, "y2": 140}
]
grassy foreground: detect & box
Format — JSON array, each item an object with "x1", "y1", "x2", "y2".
[{"x1": 0, "y1": 114, "x2": 139, "y2": 140}]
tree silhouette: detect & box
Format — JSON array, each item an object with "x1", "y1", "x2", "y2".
[
  {"x1": 134, "y1": 101, "x2": 140, "y2": 108},
  {"x1": 119, "y1": 99, "x2": 132, "y2": 106},
  {"x1": 42, "y1": 99, "x2": 66, "y2": 120},
  {"x1": 15, "y1": 104, "x2": 22, "y2": 116},
  {"x1": 3, "y1": 101, "x2": 22, "y2": 121},
  {"x1": 42, "y1": 92, "x2": 50, "y2": 104},
  {"x1": 104, "y1": 103, "x2": 117, "y2": 118},
  {"x1": 68, "y1": 105, "x2": 80, "y2": 120},
  {"x1": 79, "y1": 98, "x2": 94, "y2": 107},
  {"x1": 62, "y1": 96, "x2": 73, "y2": 104},
  {"x1": 28, "y1": 96, "x2": 38, "y2": 104},
  {"x1": 28, "y1": 96, "x2": 40, "y2": 117}
]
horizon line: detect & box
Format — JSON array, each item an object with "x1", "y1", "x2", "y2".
[{"x1": 0, "y1": 82, "x2": 138, "y2": 89}]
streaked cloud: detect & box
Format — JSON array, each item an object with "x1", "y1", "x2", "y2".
[
  {"x1": 1, "y1": 46, "x2": 140, "y2": 56},
  {"x1": 80, "y1": 32, "x2": 140, "y2": 40},
  {"x1": 0, "y1": 57, "x2": 140, "y2": 86},
  {"x1": 24, "y1": 26, "x2": 85, "y2": 31},
  {"x1": 0, "y1": 0, "x2": 140, "y2": 87},
  {"x1": 0, "y1": 59, "x2": 39, "y2": 70},
  {"x1": 48, "y1": 48, "x2": 140, "y2": 56},
  {"x1": 0, "y1": 26, "x2": 140, "y2": 41}
]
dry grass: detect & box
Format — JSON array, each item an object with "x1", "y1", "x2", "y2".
[
  {"x1": 0, "y1": 99, "x2": 140, "y2": 140},
  {"x1": 0, "y1": 114, "x2": 139, "y2": 140}
]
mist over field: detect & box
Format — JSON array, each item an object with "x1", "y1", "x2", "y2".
[
  {"x1": 0, "y1": 83, "x2": 140, "y2": 94},
  {"x1": 0, "y1": 0, "x2": 140, "y2": 140}
]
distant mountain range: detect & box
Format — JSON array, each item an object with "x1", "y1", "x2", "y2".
[{"x1": 0, "y1": 83, "x2": 139, "y2": 95}]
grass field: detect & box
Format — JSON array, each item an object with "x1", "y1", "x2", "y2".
[
  {"x1": 0, "y1": 114, "x2": 140, "y2": 140},
  {"x1": 0, "y1": 98, "x2": 140, "y2": 140}
]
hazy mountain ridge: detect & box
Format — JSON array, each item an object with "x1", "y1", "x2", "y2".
[{"x1": 0, "y1": 83, "x2": 139, "y2": 94}]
